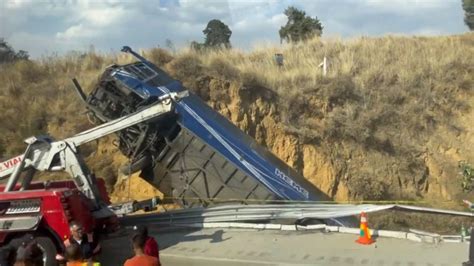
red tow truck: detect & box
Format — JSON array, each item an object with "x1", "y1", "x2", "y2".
[
  {"x1": 0, "y1": 92, "x2": 185, "y2": 265},
  {"x1": 0, "y1": 179, "x2": 112, "y2": 264}
]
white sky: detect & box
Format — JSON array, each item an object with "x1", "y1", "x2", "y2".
[{"x1": 0, "y1": 0, "x2": 469, "y2": 58}]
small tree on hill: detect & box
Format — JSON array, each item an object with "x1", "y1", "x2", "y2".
[
  {"x1": 279, "y1": 6, "x2": 323, "y2": 43},
  {"x1": 203, "y1": 19, "x2": 232, "y2": 49},
  {"x1": 0, "y1": 38, "x2": 29, "y2": 63},
  {"x1": 463, "y1": 0, "x2": 474, "y2": 30}
]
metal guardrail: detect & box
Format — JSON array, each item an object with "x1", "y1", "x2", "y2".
[{"x1": 118, "y1": 203, "x2": 474, "y2": 227}]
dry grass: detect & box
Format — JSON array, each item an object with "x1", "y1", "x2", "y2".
[{"x1": 0, "y1": 34, "x2": 473, "y2": 204}]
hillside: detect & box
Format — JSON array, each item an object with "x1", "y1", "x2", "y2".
[{"x1": 0, "y1": 34, "x2": 473, "y2": 215}]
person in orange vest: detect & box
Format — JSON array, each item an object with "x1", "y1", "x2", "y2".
[
  {"x1": 124, "y1": 234, "x2": 159, "y2": 266},
  {"x1": 65, "y1": 244, "x2": 101, "y2": 266},
  {"x1": 135, "y1": 225, "x2": 160, "y2": 264},
  {"x1": 65, "y1": 244, "x2": 85, "y2": 266}
]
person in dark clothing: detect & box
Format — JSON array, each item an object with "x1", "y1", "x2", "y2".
[
  {"x1": 64, "y1": 222, "x2": 100, "y2": 261},
  {"x1": 0, "y1": 246, "x2": 16, "y2": 266},
  {"x1": 0, "y1": 236, "x2": 41, "y2": 266},
  {"x1": 15, "y1": 241, "x2": 42, "y2": 266}
]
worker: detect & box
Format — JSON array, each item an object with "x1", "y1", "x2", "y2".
[
  {"x1": 65, "y1": 244, "x2": 84, "y2": 266},
  {"x1": 0, "y1": 246, "x2": 16, "y2": 266},
  {"x1": 65, "y1": 244, "x2": 101, "y2": 266},
  {"x1": 14, "y1": 237, "x2": 42, "y2": 266},
  {"x1": 135, "y1": 225, "x2": 160, "y2": 261},
  {"x1": 124, "y1": 234, "x2": 159, "y2": 266},
  {"x1": 64, "y1": 222, "x2": 101, "y2": 261}
]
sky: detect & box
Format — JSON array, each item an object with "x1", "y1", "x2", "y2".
[{"x1": 0, "y1": 0, "x2": 470, "y2": 58}]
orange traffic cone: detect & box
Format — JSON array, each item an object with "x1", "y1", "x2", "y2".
[{"x1": 356, "y1": 212, "x2": 375, "y2": 245}]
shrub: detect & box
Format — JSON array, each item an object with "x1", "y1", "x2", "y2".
[
  {"x1": 147, "y1": 48, "x2": 173, "y2": 67},
  {"x1": 207, "y1": 57, "x2": 239, "y2": 80},
  {"x1": 347, "y1": 176, "x2": 388, "y2": 200},
  {"x1": 165, "y1": 54, "x2": 203, "y2": 81}
]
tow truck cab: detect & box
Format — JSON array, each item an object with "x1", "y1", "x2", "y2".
[{"x1": 0, "y1": 178, "x2": 116, "y2": 265}]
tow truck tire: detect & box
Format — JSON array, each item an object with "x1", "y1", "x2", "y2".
[{"x1": 34, "y1": 236, "x2": 58, "y2": 266}]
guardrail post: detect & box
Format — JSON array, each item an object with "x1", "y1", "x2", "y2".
[{"x1": 463, "y1": 227, "x2": 474, "y2": 266}]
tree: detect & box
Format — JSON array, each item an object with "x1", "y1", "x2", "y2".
[
  {"x1": 203, "y1": 19, "x2": 232, "y2": 49},
  {"x1": 0, "y1": 38, "x2": 29, "y2": 63},
  {"x1": 463, "y1": 0, "x2": 474, "y2": 30},
  {"x1": 279, "y1": 6, "x2": 323, "y2": 43}
]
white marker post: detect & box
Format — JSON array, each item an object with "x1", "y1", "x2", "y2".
[{"x1": 318, "y1": 56, "x2": 328, "y2": 76}]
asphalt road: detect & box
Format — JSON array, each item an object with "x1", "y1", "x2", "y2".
[{"x1": 99, "y1": 226, "x2": 468, "y2": 266}]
